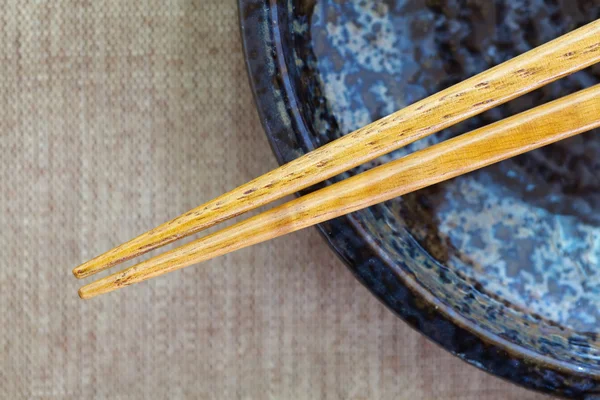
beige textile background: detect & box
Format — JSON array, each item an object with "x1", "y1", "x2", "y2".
[{"x1": 0, "y1": 1, "x2": 550, "y2": 399}]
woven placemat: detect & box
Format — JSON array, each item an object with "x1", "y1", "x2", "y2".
[{"x1": 0, "y1": 1, "x2": 548, "y2": 398}]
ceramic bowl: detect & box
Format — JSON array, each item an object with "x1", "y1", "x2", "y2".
[{"x1": 239, "y1": 1, "x2": 600, "y2": 397}]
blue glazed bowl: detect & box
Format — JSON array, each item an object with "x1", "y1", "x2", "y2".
[{"x1": 239, "y1": 1, "x2": 600, "y2": 397}]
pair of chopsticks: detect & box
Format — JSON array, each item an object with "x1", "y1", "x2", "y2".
[{"x1": 74, "y1": 20, "x2": 600, "y2": 299}]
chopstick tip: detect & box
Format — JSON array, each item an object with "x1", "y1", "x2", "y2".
[
  {"x1": 73, "y1": 258, "x2": 103, "y2": 279},
  {"x1": 72, "y1": 265, "x2": 87, "y2": 279},
  {"x1": 78, "y1": 274, "x2": 118, "y2": 299},
  {"x1": 78, "y1": 287, "x2": 90, "y2": 300}
]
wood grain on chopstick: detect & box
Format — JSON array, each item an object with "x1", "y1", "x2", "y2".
[
  {"x1": 72, "y1": 20, "x2": 600, "y2": 280},
  {"x1": 78, "y1": 84, "x2": 600, "y2": 299}
]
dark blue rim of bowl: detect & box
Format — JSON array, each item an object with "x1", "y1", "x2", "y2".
[{"x1": 237, "y1": 0, "x2": 600, "y2": 397}]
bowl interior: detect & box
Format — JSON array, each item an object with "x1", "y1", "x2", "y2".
[{"x1": 284, "y1": 0, "x2": 600, "y2": 369}]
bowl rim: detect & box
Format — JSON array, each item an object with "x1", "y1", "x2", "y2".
[{"x1": 237, "y1": 0, "x2": 600, "y2": 396}]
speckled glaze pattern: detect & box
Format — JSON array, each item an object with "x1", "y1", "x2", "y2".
[
  {"x1": 303, "y1": 0, "x2": 600, "y2": 336},
  {"x1": 239, "y1": 0, "x2": 600, "y2": 398}
]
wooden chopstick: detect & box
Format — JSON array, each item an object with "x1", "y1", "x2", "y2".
[
  {"x1": 78, "y1": 84, "x2": 600, "y2": 299},
  {"x1": 72, "y1": 19, "x2": 600, "y2": 280}
]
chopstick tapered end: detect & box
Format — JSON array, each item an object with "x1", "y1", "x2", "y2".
[
  {"x1": 73, "y1": 267, "x2": 83, "y2": 279},
  {"x1": 73, "y1": 263, "x2": 92, "y2": 279},
  {"x1": 78, "y1": 279, "x2": 110, "y2": 299},
  {"x1": 73, "y1": 256, "x2": 114, "y2": 279},
  {"x1": 78, "y1": 274, "x2": 121, "y2": 300},
  {"x1": 78, "y1": 286, "x2": 92, "y2": 300}
]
